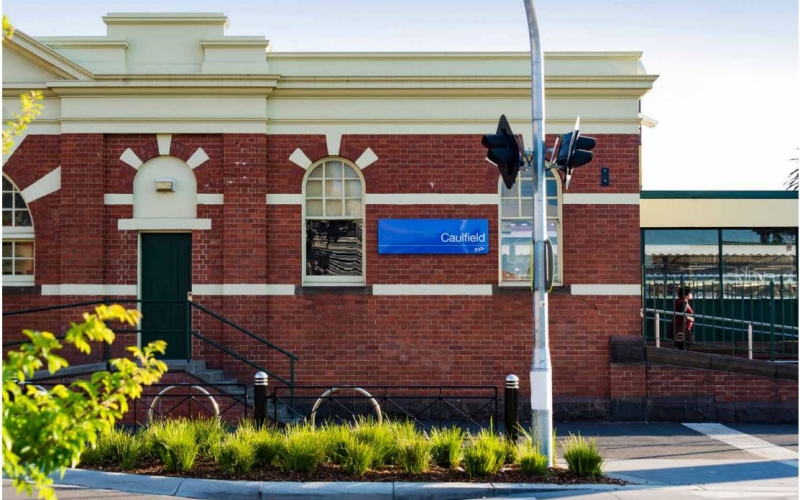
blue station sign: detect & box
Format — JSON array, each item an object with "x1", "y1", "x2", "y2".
[{"x1": 378, "y1": 219, "x2": 489, "y2": 255}]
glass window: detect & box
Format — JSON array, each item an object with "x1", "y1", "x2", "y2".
[
  {"x1": 500, "y1": 169, "x2": 561, "y2": 284},
  {"x1": 721, "y1": 228, "x2": 797, "y2": 282},
  {"x1": 304, "y1": 160, "x2": 364, "y2": 284},
  {"x1": 2, "y1": 176, "x2": 35, "y2": 285}
]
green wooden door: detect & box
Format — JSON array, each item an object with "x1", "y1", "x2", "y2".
[{"x1": 141, "y1": 233, "x2": 192, "y2": 359}]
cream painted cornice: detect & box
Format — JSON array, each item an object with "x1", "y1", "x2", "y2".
[
  {"x1": 37, "y1": 38, "x2": 130, "y2": 50},
  {"x1": 3, "y1": 84, "x2": 59, "y2": 98},
  {"x1": 103, "y1": 13, "x2": 229, "y2": 26},
  {"x1": 4, "y1": 31, "x2": 95, "y2": 81},
  {"x1": 267, "y1": 51, "x2": 645, "y2": 61},
  {"x1": 44, "y1": 76, "x2": 280, "y2": 97},
  {"x1": 200, "y1": 38, "x2": 270, "y2": 49}
]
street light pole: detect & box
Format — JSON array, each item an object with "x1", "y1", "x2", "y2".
[{"x1": 522, "y1": 0, "x2": 553, "y2": 466}]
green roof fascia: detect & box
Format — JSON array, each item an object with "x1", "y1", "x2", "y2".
[{"x1": 640, "y1": 191, "x2": 798, "y2": 200}]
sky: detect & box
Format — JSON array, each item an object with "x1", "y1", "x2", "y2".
[{"x1": 3, "y1": 0, "x2": 798, "y2": 191}]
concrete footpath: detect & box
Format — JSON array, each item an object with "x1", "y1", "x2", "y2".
[{"x1": 4, "y1": 457, "x2": 798, "y2": 500}]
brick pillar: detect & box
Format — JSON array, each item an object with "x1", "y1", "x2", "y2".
[
  {"x1": 221, "y1": 134, "x2": 268, "y2": 366},
  {"x1": 59, "y1": 134, "x2": 105, "y2": 285}
]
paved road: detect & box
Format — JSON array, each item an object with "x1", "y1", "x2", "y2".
[{"x1": 4, "y1": 423, "x2": 797, "y2": 499}]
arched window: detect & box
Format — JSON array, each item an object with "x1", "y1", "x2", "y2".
[
  {"x1": 499, "y1": 169, "x2": 562, "y2": 285},
  {"x1": 2, "y1": 176, "x2": 34, "y2": 285},
  {"x1": 303, "y1": 159, "x2": 365, "y2": 285}
]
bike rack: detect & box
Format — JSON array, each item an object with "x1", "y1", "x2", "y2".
[
  {"x1": 147, "y1": 385, "x2": 220, "y2": 425},
  {"x1": 309, "y1": 387, "x2": 382, "y2": 426}
]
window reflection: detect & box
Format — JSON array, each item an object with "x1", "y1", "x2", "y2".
[{"x1": 306, "y1": 221, "x2": 363, "y2": 276}]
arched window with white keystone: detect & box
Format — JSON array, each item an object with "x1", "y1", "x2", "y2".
[
  {"x1": 303, "y1": 159, "x2": 365, "y2": 285},
  {"x1": 2, "y1": 176, "x2": 35, "y2": 285},
  {"x1": 499, "y1": 169, "x2": 562, "y2": 285}
]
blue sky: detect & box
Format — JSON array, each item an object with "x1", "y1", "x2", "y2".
[{"x1": 3, "y1": 0, "x2": 798, "y2": 191}]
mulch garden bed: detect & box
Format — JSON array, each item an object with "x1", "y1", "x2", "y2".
[{"x1": 80, "y1": 458, "x2": 626, "y2": 485}]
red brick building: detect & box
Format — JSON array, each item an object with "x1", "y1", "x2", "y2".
[{"x1": 3, "y1": 13, "x2": 794, "y2": 421}]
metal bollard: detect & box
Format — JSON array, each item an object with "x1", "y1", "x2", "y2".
[
  {"x1": 254, "y1": 371, "x2": 268, "y2": 429},
  {"x1": 747, "y1": 323, "x2": 753, "y2": 360},
  {"x1": 505, "y1": 374, "x2": 520, "y2": 442}
]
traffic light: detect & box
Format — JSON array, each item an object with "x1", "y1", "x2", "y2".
[
  {"x1": 482, "y1": 114, "x2": 523, "y2": 190},
  {"x1": 551, "y1": 117, "x2": 596, "y2": 189}
]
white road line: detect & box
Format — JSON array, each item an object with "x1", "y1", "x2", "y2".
[{"x1": 684, "y1": 423, "x2": 798, "y2": 467}]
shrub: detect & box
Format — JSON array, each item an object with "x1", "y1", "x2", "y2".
[
  {"x1": 430, "y1": 426, "x2": 464, "y2": 468},
  {"x1": 281, "y1": 424, "x2": 324, "y2": 473},
  {"x1": 562, "y1": 433, "x2": 603, "y2": 478},
  {"x1": 216, "y1": 434, "x2": 256, "y2": 475},
  {"x1": 339, "y1": 436, "x2": 374, "y2": 476},
  {"x1": 515, "y1": 427, "x2": 549, "y2": 476},
  {"x1": 462, "y1": 429, "x2": 505, "y2": 477},
  {"x1": 397, "y1": 436, "x2": 432, "y2": 474},
  {"x1": 137, "y1": 421, "x2": 165, "y2": 460},
  {"x1": 189, "y1": 417, "x2": 226, "y2": 460},
  {"x1": 157, "y1": 419, "x2": 200, "y2": 473},
  {"x1": 79, "y1": 428, "x2": 118, "y2": 466},
  {"x1": 111, "y1": 428, "x2": 146, "y2": 471},
  {"x1": 351, "y1": 417, "x2": 396, "y2": 467},
  {"x1": 319, "y1": 423, "x2": 352, "y2": 464}
]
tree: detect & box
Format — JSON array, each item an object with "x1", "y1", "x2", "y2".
[
  {"x1": 3, "y1": 305, "x2": 168, "y2": 500},
  {"x1": 2, "y1": 15, "x2": 44, "y2": 155},
  {"x1": 785, "y1": 149, "x2": 798, "y2": 191}
]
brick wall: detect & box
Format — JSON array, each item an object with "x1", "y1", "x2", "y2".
[{"x1": 14, "y1": 131, "x2": 790, "y2": 418}]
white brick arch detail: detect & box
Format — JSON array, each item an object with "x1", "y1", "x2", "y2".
[{"x1": 133, "y1": 156, "x2": 197, "y2": 219}]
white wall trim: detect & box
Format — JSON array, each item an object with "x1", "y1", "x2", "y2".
[
  {"x1": 156, "y1": 134, "x2": 172, "y2": 155},
  {"x1": 355, "y1": 148, "x2": 378, "y2": 169},
  {"x1": 120, "y1": 148, "x2": 143, "y2": 169},
  {"x1": 105, "y1": 194, "x2": 222, "y2": 205},
  {"x1": 563, "y1": 193, "x2": 640, "y2": 205},
  {"x1": 326, "y1": 132, "x2": 341, "y2": 156},
  {"x1": 198, "y1": 194, "x2": 223, "y2": 204},
  {"x1": 118, "y1": 218, "x2": 212, "y2": 230},
  {"x1": 105, "y1": 194, "x2": 133, "y2": 205},
  {"x1": 365, "y1": 193, "x2": 497, "y2": 205},
  {"x1": 570, "y1": 284, "x2": 641, "y2": 296},
  {"x1": 21, "y1": 167, "x2": 61, "y2": 203},
  {"x1": 267, "y1": 193, "x2": 302, "y2": 205},
  {"x1": 372, "y1": 284, "x2": 493, "y2": 296},
  {"x1": 192, "y1": 284, "x2": 296, "y2": 296},
  {"x1": 187, "y1": 147, "x2": 210, "y2": 169},
  {"x1": 289, "y1": 148, "x2": 313, "y2": 169},
  {"x1": 41, "y1": 284, "x2": 138, "y2": 296}
]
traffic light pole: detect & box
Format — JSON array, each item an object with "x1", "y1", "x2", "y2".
[{"x1": 522, "y1": 0, "x2": 553, "y2": 466}]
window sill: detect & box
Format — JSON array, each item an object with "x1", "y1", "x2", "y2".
[{"x1": 296, "y1": 285, "x2": 371, "y2": 296}]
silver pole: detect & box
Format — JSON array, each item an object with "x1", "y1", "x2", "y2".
[
  {"x1": 523, "y1": 0, "x2": 553, "y2": 466},
  {"x1": 655, "y1": 313, "x2": 660, "y2": 348}
]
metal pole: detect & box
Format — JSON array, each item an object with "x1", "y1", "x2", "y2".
[
  {"x1": 254, "y1": 371, "x2": 268, "y2": 429},
  {"x1": 747, "y1": 323, "x2": 753, "y2": 360},
  {"x1": 505, "y1": 374, "x2": 520, "y2": 442},
  {"x1": 522, "y1": 0, "x2": 553, "y2": 466},
  {"x1": 655, "y1": 313, "x2": 660, "y2": 348}
]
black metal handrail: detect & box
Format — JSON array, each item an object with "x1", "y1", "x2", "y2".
[{"x1": 3, "y1": 298, "x2": 297, "y2": 391}]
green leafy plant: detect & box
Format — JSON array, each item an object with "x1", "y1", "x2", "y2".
[
  {"x1": 462, "y1": 429, "x2": 506, "y2": 477},
  {"x1": 351, "y1": 417, "x2": 397, "y2": 467},
  {"x1": 217, "y1": 433, "x2": 256, "y2": 474},
  {"x1": 515, "y1": 427, "x2": 548, "y2": 475},
  {"x1": 397, "y1": 435, "x2": 432, "y2": 474},
  {"x1": 2, "y1": 305, "x2": 167, "y2": 500},
  {"x1": 281, "y1": 423, "x2": 324, "y2": 473},
  {"x1": 430, "y1": 426, "x2": 464, "y2": 468},
  {"x1": 78, "y1": 428, "x2": 118, "y2": 467},
  {"x1": 237, "y1": 419, "x2": 284, "y2": 467},
  {"x1": 189, "y1": 417, "x2": 226, "y2": 460},
  {"x1": 156, "y1": 419, "x2": 200, "y2": 473},
  {"x1": 562, "y1": 433, "x2": 604, "y2": 478},
  {"x1": 339, "y1": 435, "x2": 375, "y2": 476}
]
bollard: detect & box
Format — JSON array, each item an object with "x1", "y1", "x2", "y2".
[
  {"x1": 505, "y1": 374, "x2": 520, "y2": 442},
  {"x1": 254, "y1": 371, "x2": 268, "y2": 429},
  {"x1": 747, "y1": 323, "x2": 753, "y2": 360}
]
